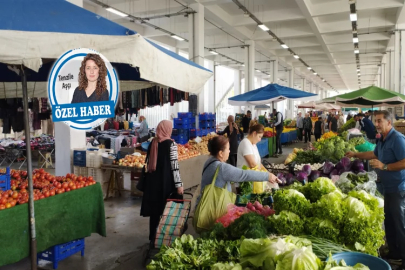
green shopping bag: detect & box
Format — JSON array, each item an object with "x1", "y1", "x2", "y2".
[
  {"x1": 193, "y1": 165, "x2": 237, "y2": 233},
  {"x1": 355, "y1": 141, "x2": 376, "y2": 152}
]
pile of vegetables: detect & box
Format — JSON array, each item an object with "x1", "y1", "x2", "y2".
[
  {"x1": 338, "y1": 118, "x2": 356, "y2": 133},
  {"x1": 321, "y1": 131, "x2": 337, "y2": 140},
  {"x1": 271, "y1": 178, "x2": 385, "y2": 256},
  {"x1": 348, "y1": 137, "x2": 366, "y2": 146},
  {"x1": 239, "y1": 182, "x2": 253, "y2": 195},
  {"x1": 246, "y1": 201, "x2": 275, "y2": 217},
  {"x1": 292, "y1": 151, "x2": 323, "y2": 165},
  {"x1": 148, "y1": 234, "x2": 370, "y2": 270},
  {"x1": 322, "y1": 158, "x2": 365, "y2": 178},
  {"x1": 313, "y1": 136, "x2": 357, "y2": 163}
]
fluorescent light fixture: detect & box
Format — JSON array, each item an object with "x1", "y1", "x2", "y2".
[
  {"x1": 354, "y1": 49, "x2": 359, "y2": 54},
  {"x1": 171, "y1": 35, "x2": 184, "y2": 41},
  {"x1": 307, "y1": 67, "x2": 311, "y2": 70},
  {"x1": 358, "y1": 73, "x2": 361, "y2": 76},
  {"x1": 256, "y1": 69, "x2": 262, "y2": 73},
  {"x1": 281, "y1": 44, "x2": 289, "y2": 49},
  {"x1": 241, "y1": 64, "x2": 245, "y2": 67},
  {"x1": 357, "y1": 69, "x2": 360, "y2": 71},
  {"x1": 106, "y1": 7, "x2": 128, "y2": 17},
  {"x1": 209, "y1": 50, "x2": 218, "y2": 55},
  {"x1": 353, "y1": 37, "x2": 359, "y2": 43},
  {"x1": 313, "y1": 72, "x2": 317, "y2": 75},
  {"x1": 350, "y1": 13, "x2": 357, "y2": 22},
  {"x1": 322, "y1": 79, "x2": 326, "y2": 82},
  {"x1": 258, "y1": 24, "x2": 269, "y2": 31},
  {"x1": 293, "y1": 55, "x2": 299, "y2": 59}
]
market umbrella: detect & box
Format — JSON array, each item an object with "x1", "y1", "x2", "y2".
[
  {"x1": 254, "y1": 104, "x2": 271, "y2": 110},
  {"x1": 297, "y1": 101, "x2": 316, "y2": 109},
  {"x1": 335, "y1": 86, "x2": 405, "y2": 107},
  {"x1": 228, "y1": 83, "x2": 317, "y2": 106}
]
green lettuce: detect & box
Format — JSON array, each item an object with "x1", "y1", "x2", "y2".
[
  {"x1": 324, "y1": 254, "x2": 370, "y2": 270},
  {"x1": 268, "y1": 211, "x2": 305, "y2": 236},
  {"x1": 211, "y1": 262, "x2": 243, "y2": 270},
  {"x1": 273, "y1": 189, "x2": 312, "y2": 217},
  {"x1": 305, "y1": 217, "x2": 340, "y2": 242},
  {"x1": 276, "y1": 247, "x2": 322, "y2": 270},
  {"x1": 312, "y1": 190, "x2": 347, "y2": 224},
  {"x1": 303, "y1": 177, "x2": 337, "y2": 202}
]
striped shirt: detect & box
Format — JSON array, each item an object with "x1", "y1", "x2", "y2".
[{"x1": 169, "y1": 142, "x2": 183, "y2": 188}]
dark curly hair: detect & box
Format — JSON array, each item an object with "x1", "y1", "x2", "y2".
[{"x1": 78, "y1": 54, "x2": 107, "y2": 97}]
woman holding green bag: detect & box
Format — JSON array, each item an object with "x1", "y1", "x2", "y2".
[{"x1": 194, "y1": 136, "x2": 279, "y2": 232}]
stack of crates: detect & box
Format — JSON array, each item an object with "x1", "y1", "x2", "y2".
[
  {"x1": 0, "y1": 167, "x2": 10, "y2": 191},
  {"x1": 199, "y1": 113, "x2": 217, "y2": 135},
  {"x1": 73, "y1": 148, "x2": 109, "y2": 179},
  {"x1": 172, "y1": 112, "x2": 195, "y2": 144}
]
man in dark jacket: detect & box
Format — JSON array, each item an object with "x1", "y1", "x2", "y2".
[
  {"x1": 359, "y1": 113, "x2": 376, "y2": 141},
  {"x1": 217, "y1": 115, "x2": 244, "y2": 166},
  {"x1": 303, "y1": 113, "x2": 313, "y2": 143},
  {"x1": 329, "y1": 114, "x2": 338, "y2": 132},
  {"x1": 241, "y1": 110, "x2": 251, "y2": 135},
  {"x1": 272, "y1": 108, "x2": 284, "y2": 155}
]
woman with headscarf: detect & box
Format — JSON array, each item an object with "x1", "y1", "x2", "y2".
[
  {"x1": 140, "y1": 120, "x2": 183, "y2": 246},
  {"x1": 136, "y1": 116, "x2": 149, "y2": 142}
]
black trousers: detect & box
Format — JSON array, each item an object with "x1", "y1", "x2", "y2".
[
  {"x1": 304, "y1": 129, "x2": 311, "y2": 143},
  {"x1": 298, "y1": 128, "x2": 303, "y2": 141},
  {"x1": 275, "y1": 129, "x2": 282, "y2": 153},
  {"x1": 384, "y1": 192, "x2": 405, "y2": 260},
  {"x1": 228, "y1": 154, "x2": 237, "y2": 167},
  {"x1": 314, "y1": 133, "x2": 321, "y2": 142}
]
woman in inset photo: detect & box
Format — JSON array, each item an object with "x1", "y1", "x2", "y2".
[{"x1": 71, "y1": 53, "x2": 109, "y2": 103}]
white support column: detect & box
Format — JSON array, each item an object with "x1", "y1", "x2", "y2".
[
  {"x1": 244, "y1": 40, "x2": 255, "y2": 92},
  {"x1": 385, "y1": 52, "x2": 391, "y2": 90},
  {"x1": 234, "y1": 70, "x2": 241, "y2": 113},
  {"x1": 287, "y1": 69, "x2": 294, "y2": 119},
  {"x1": 381, "y1": 63, "x2": 386, "y2": 89},
  {"x1": 271, "y1": 59, "x2": 278, "y2": 84},
  {"x1": 189, "y1": 3, "x2": 205, "y2": 113},
  {"x1": 394, "y1": 31, "x2": 401, "y2": 92},
  {"x1": 309, "y1": 82, "x2": 314, "y2": 93},
  {"x1": 302, "y1": 78, "x2": 306, "y2": 91},
  {"x1": 55, "y1": 0, "x2": 86, "y2": 176},
  {"x1": 257, "y1": 76, "x2": 262, "y2": 88},
  {"x1": 390, "y1": 49, "x2": 396, "y2": 91}
]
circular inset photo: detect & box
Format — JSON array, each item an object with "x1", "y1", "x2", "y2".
[{"x1": 48, "y1": 48, "x2": 119, "y2": 130}]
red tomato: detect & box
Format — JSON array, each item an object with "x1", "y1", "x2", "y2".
[
  {"x1": 71, "y1": 185, "x2": 77, "y2": 190},
  {"x1": 88, "y1": 176, "x2": 94, "y2": 182},
  {"x1": 0, "y1": 204, "x2": 6, "y2": 210},
  {"x1": 39, "y1": 195, "x2": 45, "y2": 199},
  {"x1": 50, "y1": 190, "x2": 55, "y2": 196},
  {"x1": 11, "y1": 192, "x2": 18, "y2": 199},
  {"x1": 44, "y1": 191, "x2": 50, "y2": 198},
  {"x1": 77, "y1": 176, "x2": 83, "y2": 181},
  {"x1": 62, "y1": 182, "x2": 69, "y2": 189},
  {"x1": 65, "y1": 188, "x2": 71, "y2": 192},
  {"x1": 10, "y1": 200, "x2": 16, "y2": 207},
  {"x1": 66, "y1": 173, "x2": 71, "y2": 179},
  {"x1": 39, "y1": 169, "x2": 45, "y2": 174},
  {"x1": 0, "y1": 198, "x2": 7, "y2": 205}
]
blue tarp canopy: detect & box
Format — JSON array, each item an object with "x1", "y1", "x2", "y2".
[
  {"x1": 0, "y1": 0, "x2": 212, "y2": 98},
  {"x1": 228, "y1": 83, "x2": 317, "y2": 106}
]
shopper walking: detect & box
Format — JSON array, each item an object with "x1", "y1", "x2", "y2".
[
  {"x1": 241, "y1": 110, "x2": 252, "y2": 136},
  {"x1": 237, "y1": 124, "x2": 265, "y2": 170},
  {"x1": 140, "y1": 120, "x2": 183, "y2": 246},
  {"x1": 345, "y1": 110, "x2": 405, "y2": 269},
  {"x1": 303, "y1": 113, "x2": 313, "y2": 143},
  {"x1": 314, "y1": 117, "x2": 324, "y2": 142},
  {"x1": 329, "y1": 114, "x2": 338, "y2": 133},
  {"x1": 272, "y1": 108, "x2": 284, "y2": 155},
  {"x1": 354, "y1": 114, "x2": 362, "y2": 130},
  {"x1": 338, "y1": 113, "x2": 345, "y2": 130},
  {"x1": 217, "y1": 115, "x2": 244, "y2": 167},
  {"x1": 296, "y1": 112, "x2": 304, "y2": 141},
  {"x1": 196, "y1": 136, "x2": 279, "y2": 206}
]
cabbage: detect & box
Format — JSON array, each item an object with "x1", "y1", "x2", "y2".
[
  {"x1": 302, "y1": 165, "x2": 312, "y2": 175},
  {"x1": 303, "y1": 177, "x2": 337, "y2": 202},
  {"x1": 338, "y1": 168, "x2": 346, "y2": 175},
  {"x1": 325, "y1": 254, "x2": 370, "y2": 270},
  {"x1": 340, "y1": 157, "x2": 352, "y2": 171},
  {"x1": 329, "y1": 169, "x2": 339, "y2": 178},
  {"x1": 211, "y1": 262, "x2": 243, "y2": 270},
  {"x1": 312, "y1": 190, "x2": 347, "y2": 224},
  {"x1": 309, "y1": 171, "x2": 321, "y2": 182},
  {"x1": 273, "y1": 189, "x2": 312, "y2": 217},
  {"x1": 351, "y1": 160, "x2": 364, "y2": 172},
  {"x1": 305, "y1": 217, "x2": 340, "y2": 242},
  {"x1": 285, "y1": 173, "x2": 295, "y2": 185},
  {"x1": 277, "y1": 173, "x2": 287, "y2": 186},
  {"x1": 323, "y1": 162, "x2": 334, "y2": 175},
  {"x1": 297, "y1": 172, "x2": 308, "y2": 183},
  {"x1": 276, "y1": 247, "x2": 322, "y2": 270}
]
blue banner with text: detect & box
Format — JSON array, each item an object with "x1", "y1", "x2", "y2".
[{"x1": 52, "y1": 101, "x2": 115, "y2": 122}]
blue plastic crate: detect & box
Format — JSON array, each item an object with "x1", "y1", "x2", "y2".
[
  {"x1": 178, "y1": 134, "x2": 189, "y2": 140},
  {"x1": 257, "y1": 138, "x2": 269, "y2": 158},
  {"x1": 175, "y1": 138, "x2": 189, "y2": 145},
  {"x1": 209, "y1": 113, "x2": 216, "y2": 120},
  {"x1": 189, "y1": 117, "x2": 196, "y2": 123},
  {"x1": 73, "y1": 150, "x2": 86, "y2": 167},
  {"x1": 174, "y1": 118, "x2": 190, "y2": 129},
  {"x1": 171, "y1": 135, "x2": 178, "y2": 141},
  {"x1": 199, "y1": 122, "x2": 211, "y2": 128},
  {"x1": 0, "y1": 167, "x2": 11, "y2": 191},
  {"x1": 201, "y1": 129, "x2": 208, "y2": 136},
  {"x1": 38, "y1": 238, "x2": 85, "y2": 269},
  {"x1": 280, "y1": 133, "x2": 288, "y2": 144},
  {"x1": 178, "y1": 112, "x2": 193, "y2": 119},
  {"x1": 199, "y1": 113, "x2": 211, "y2": 121},
  {"x1": 189, "y1": 129, "x2": 199, "y2": 138}
]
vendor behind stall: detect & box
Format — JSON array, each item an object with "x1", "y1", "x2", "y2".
[
  {"x1": 345, "y1": 110, "x2": 405, "y2": 269},
  {"x1": 196, "y1": 136, "x2": 279, "y2": 206},
  {"x1": 359, "y1": 113, "x2": 376, "y2": 141},
  {"x1": 217, "y1": 115, "x2": 244, "y2": 167},
  {"x1": 237, "y1": 124, "x2": 265, "y2": 170},
  {"x1": 136, "y1": 116, "x2": 149, "y2": 143},
  {"x1": 241, "y1": 110, "x2": 252, "y2": 135}
]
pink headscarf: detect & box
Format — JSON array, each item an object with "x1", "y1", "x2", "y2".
[{"x1": 147, "y1": 120, "x2": 173, "y2": 172}]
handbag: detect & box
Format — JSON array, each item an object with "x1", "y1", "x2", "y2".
[
  {"x1": 193, "y1": 165, "x2": 237, "y2": 233},
  {"x1": 136, "y1": 154, "x2": 149, "y2": 192}
]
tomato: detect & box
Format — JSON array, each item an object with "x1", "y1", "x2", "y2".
[
  {"x1": 88, "y1": 176, "x2": 94, "y2": 182},
  {"x1": 50, "y1": 190, "x2": 55, "y2": 196},
  {"x1": 66, "y1": 173, "x2": 71, "y2": 179},
  {"x1": 0, "y1": 204, "x2": 5, "y2": 210},
  {"x1": 5, "y1": 203, "x2": 11, "y2": 208},
  {"x1": 0, "y1": 198, "x2": 7, "y2": 205},
  {"x1": 39, "y1": 169, "x2": 44, "y2": 174},
  {"x1": 71, "y1": 185, "x2": 77, "y2": 190},
  {"x1": 62, "y1": 182, "x2": 69, "y2": 189},
  {"x1": 11, "y1": 192, "x2": 18, "y2": 199},
  {"x1": 44, "y1": 191, "x2": 50, "y2": 198},
  {"x1": 12, "y1": 173, "x2": 19, "y2": 179},
  {"x1": 39, "y1": 195, "x2": 45, "y2": 200},
  {"x1": 10, "y1": 200, "x2": 16, "y2": 207},
  {"x1": 65, "y1": 188, "x2": 71, "y2": 192},
  {"x1": 20, "y1": 188, "x2": 27, "y2": 194}
]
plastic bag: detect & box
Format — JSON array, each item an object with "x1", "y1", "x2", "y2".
[
  {"x1": 193, "y1": 166, "x2": 237, "y2": 233},
  {"x1": 194, "y1": 136, "x2": 202, "y2": 144},
  {"x1": 216, "y1": 204, "x2": 250, "y2": 228},
  {"x1": 252, "y1": 182, "x2": 266, "y2": 194},
  {"x1": 336, "y1": 171, "x2": 378, "y2": 195},
  {"x1": 355, "y1": 141, "x2": 376, "y2": 152}
]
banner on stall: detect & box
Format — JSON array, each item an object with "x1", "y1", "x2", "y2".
[{"x1": 47, "y1": 48, "x2": 119, "y2": 130}]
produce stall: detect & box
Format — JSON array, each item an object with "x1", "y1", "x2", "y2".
[{"x1": 0, "y1": 170, "x2": 106, "y2": 267}]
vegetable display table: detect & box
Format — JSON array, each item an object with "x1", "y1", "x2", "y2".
[{"x1": 0, "y1": 183, "x2": 106, "y2": 267}]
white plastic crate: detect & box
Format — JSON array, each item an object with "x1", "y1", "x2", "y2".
[
  {"x1": 87, "y1": 168, "x2": 103, "y2": 182},
  {"x1": 73, "y1": 166, "x2": 88, "y2": 176},
  {"x1": 86, "y1": 152, "x2": 101, "y2": 168}
]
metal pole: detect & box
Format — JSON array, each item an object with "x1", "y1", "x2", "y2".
[
  {"x1": 272, "y1": 101, "x2": 276, "y2": 157},
  {"x1": 20, "y1": 67, "x2": 37, "y2": 270}
]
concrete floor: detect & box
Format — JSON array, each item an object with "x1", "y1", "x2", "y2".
[{"x1": 0, "y1": 140, "x2": 308, "y2": 270}]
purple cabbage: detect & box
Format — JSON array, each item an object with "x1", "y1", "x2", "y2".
[
  {"x1": 329, "y1": 169, "x2": 339, "y2": 178},
  {"x1": 277, "y1": 173, "x2": 287, "y2": 186},
  {"x1": 335, "y1": 162, "x2": 343, "y2": 171},
  {"x1": 351, "y1": 159, "x2": 364, "y2": 172},
  {"x1": 341, "y1": 157, "x2": 352, "y2": 171},
  {"x1": 323, "y1": 162, "x2": 334, "y2": 175},
  {"x1": 297, "y1": 172, "x2": 308, "y2": 182},
  {"x1": 338, "y1": 168, "x2": 346, "y2": 175},
  {"x1": 302, "y1": 165, "x2": 312, "y2": 175},
  {"x1": 309, "y1": 171, "x2": 321, "y2": 182}
]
